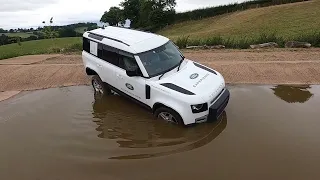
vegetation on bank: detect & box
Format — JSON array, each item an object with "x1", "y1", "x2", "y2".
[
  {"x1": 0, "y1": 37, "x2": 82, "y2": 60},
  {"x1": 175, "y1": 32, "x2": 320, "y2": 49},
  {"x1": 161, "y1": 0, "x2": 320, "y2": 48}
]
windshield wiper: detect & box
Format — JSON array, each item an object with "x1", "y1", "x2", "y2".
[
  {"x1": 177, "y1": 55, "x2": 185, "y2": 72},
  {"x1": 159, "y1": 55, "x2": 185, "y2": 80},
  {"x1": 159, "y1": 71, "x2": 167, "y2": 80}
]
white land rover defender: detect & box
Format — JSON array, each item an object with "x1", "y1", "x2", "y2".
[{"x1": 82, "y1": 26, "x2": 230, "y2": 126}]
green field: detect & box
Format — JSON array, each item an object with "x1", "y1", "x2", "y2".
[
  {"x1": 1, "y1": 32, "x2": 35, "y2": 38},
  {"x1": 159, "y1": 0, "x2": 320, "y2": 40},
  {"x1": 0, "y1": 37, "x2": 81, "y2": 60}
]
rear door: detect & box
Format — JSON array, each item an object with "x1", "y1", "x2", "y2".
[{"x1": 96, "y1": 44, "x2": 121, "y2": 87}]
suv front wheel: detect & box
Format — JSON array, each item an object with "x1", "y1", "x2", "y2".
[
  {"x1": 154, "y1": 107, "x2": 184, "y2": 125},
  {"x1": 92, "y1": 75, "x2": 111, "y2": 96}
]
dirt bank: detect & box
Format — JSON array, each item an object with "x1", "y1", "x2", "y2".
[{"x1": 1, "y1": 49, "x2": 320, "y2": 100}]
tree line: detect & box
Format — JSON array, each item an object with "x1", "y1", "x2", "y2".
[
  {"x1": 101, "y1": 0, "x2": 309, "y2": 31},
  {"x1": 100, "y1": 0, "x2": 176, "y2": 31}
]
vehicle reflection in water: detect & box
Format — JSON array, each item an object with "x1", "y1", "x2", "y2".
[
  {"x1": 271, "y1": 85, "x2": 313, "y2": 103},
  {"x1": 92, "y1": 94, "x2": 227, "y2": 159}
]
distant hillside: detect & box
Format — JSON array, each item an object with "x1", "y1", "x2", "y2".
[
  {"x1": 159, "y1": 0, "x2": 320, "y2": 41},
  {"x1": 0, "y1": 22, "x2": 97, "y2": 39}
]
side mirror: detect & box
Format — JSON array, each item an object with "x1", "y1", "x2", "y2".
[{"x1": 126, "y1": 69, "x2": 140, "y2": 77}]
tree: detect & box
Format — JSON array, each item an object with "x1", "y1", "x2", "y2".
[
  {"x1": 58, "y1": 28, "x2": 77, "y2": 37},
  {"x1": 120, "y1": 0, "x2": 141, "y2": 27},
  {"x1": 42, "y1": 17, "x2": 58, "y2": 39},
  {"x1": 137, "y1": 0, "x2": 176, "y2": 30},
  {"x1": 152, "y1": 0, "x2": 176, "y2": 10},
  {"x1": 100, "y1": 7, "x2": 123, "y2": 26},
  {"x1": 0, "y1": 28, "x2": 7, "y2": 33},
  {"x1": 0, "y1": 34, "x2": 9, "y2": 45},
  {"x1": 100, "y1": 0, "x2": 176, "y2": 30}
]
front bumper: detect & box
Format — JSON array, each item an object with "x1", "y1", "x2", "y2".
[
  {"x1": 195, "y1": 89, "x2": 230, "y2": 123},
  {"x1": 208, "y1": 89, "x2": 230, "y2": 121}
]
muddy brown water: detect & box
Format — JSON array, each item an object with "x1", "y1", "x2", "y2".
[{"x1": 0, "y1": 85, "x2": 320, "y2": 180}]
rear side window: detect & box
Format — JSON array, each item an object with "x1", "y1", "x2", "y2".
[
  {"x1": 100, "y1": 45, "x2": 119, "y2": 66},
  {"x1": 83, "y1": 37, "x2": 90, "y2": 52}
]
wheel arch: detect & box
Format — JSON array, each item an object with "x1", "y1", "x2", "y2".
[
  {"x1": 86, "y1": 67, "x2": 98, "y2": 75},
  {"x1": 152, "y1": 102, "x2": 183, "y2": 119}
]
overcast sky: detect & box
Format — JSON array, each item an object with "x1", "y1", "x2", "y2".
[{"x1": 0, "y1": 0, "x2": 246, "y2": 29}]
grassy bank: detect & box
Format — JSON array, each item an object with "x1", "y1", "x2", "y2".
[
  {"x1": 160, "y1": 0, "x2": 320, "y2": 44},
  {"x1": 0, "y1": 37, "x2": 82, "y2": 60}
]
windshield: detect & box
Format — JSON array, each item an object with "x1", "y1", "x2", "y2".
[{"x1": 138, "y1": 41, "x2": 183, "y2": 77}]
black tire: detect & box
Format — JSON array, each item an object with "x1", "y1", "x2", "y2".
[
  {"x1": 91, "y1": 75, "x2": 111, "y2": 97},
  {"x1": 154, "y1": 107, "x2": 184, "y2": 125}
]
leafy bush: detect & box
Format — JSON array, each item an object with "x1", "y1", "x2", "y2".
[
  {"x1": 175, "y1": 36, "x2": 189, "y2": 48},
  {"x1": 202, "y1": 36, "x2": 224, "y2": 46},
  {"x1": 295, "y1": 31, "x2": 320, "y2": 47}
]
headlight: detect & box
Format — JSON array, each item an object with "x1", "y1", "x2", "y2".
[{"x1": 191, "y1": 103, "x2": 208, "y2": 113}]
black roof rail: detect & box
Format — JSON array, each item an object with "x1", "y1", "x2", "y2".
[
  {"x1": 88, "y1": 32, "x2": 130, "y2": 46},
  {"x1": 109, "y1": 25, "x2": 153, "y2": 34}
]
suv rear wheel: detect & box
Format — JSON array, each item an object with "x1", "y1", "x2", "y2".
[
  {"x1": 92, "y1": 75, "x2": 111, "y2": 96},
  {"x1": 154, "y1": 107, "x2": 184, "y2": 125}
]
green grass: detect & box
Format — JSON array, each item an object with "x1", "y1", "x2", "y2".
[
  {"x1": 159, "y1": 0, "x2": 320, "y2": 42},
  {"x1": 0, "y1": 37, "x2": 82, "y2": 60},
  {"x1": 1, "y1": 32, "x2": 36, "y2": 38},
  {"x1": 75, "y1": 27, "x2": 88, "y2": 33}
]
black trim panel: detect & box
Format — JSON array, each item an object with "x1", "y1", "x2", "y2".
[
  {"x1": 161, "y1": 83, "x2": 195, "y2": 95},
  {"x1": 193, "y1": 62, "x2": 217, "y2": 75},
  {"x1": 146, "y1": 85, "x2": 151, "y2": 99},
  {"x1": 208, "y1": 89, "x2": 230, "y2": 121},
  {"x1": 88, "y1": 32, "x2": 130, "y2": 46},
  {"x1": 106, "y1": 83, "x2": 152, "y2": 111},
  {"x1": 88, "y1": 33, "x2": 104, "y2": 41},
  {"x1": 210, "y1": 88, "x2": 225, "y2": 104}
]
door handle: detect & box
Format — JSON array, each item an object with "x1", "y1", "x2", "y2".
[{"x1": 97, "y1": 64, "x2": 102, "y2": 68}]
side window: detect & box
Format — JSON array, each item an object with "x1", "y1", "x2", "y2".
[
  {"x1": 97, "y1": 44, "x2": 103, "y2": 57},
  {"x1": 100, "y1": 45, "x2": 119, "y2": 66},
  {"x1": 119, "y1": 55, "x2": 142, "y2": 75},
  {"x1": 83, "y1": 37, "x2": 90, "y2": 52}
]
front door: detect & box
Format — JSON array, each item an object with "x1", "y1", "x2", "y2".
[{"x1": 114, "y1": 56, "x2": 149, "y2": 107}]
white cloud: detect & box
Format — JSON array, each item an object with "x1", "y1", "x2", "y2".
[
  {"x1": 0, "y1": 0, "x2": 246, "y2": 29},
  {"x1": 0, "y1": 0, "x2": 58, "y2": 12}
]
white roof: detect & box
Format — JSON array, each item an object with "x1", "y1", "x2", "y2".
[{"x1": 83, "y1": 26, "x2": 169, "y2": 54}]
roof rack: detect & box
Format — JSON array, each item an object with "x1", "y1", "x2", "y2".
[
  {"x1": 109, "y1": 25, "x2": 152, "y2": 34},
  {"x1": 88, "y1": 32, "x2": 130, "y2": 46}
]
